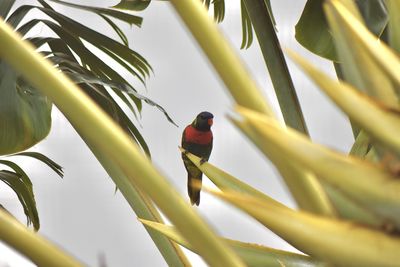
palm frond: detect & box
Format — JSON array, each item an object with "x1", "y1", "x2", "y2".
[{"x1": 0, "y1": 170, "x2": 39, "y2": 230}]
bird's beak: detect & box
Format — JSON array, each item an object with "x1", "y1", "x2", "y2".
[{"x1": 208, "y1": 118, "x2": 213, "y2": 126}]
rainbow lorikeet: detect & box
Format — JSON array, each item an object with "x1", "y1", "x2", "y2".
[{"x1": 181, "y1": 111, "x2": 214, "y2": 206}]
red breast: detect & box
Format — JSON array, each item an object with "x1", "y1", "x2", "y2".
[{"x1": 184, "y1": 125, "x2": 213, "y2": 145}]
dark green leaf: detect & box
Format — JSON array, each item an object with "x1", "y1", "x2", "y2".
[
  {"x1": 295, "y1": 0, "x2": 336, "y2": 61},
  {"x1": 203, "y1": 0, "x2": 211, "y2": 10},
  {"x1": 0, "y1": 0, "x2": 15, "y2": 19},
  {"x1": 0, "y1": 170, "x2": 39, "y2": 230},
  {"x1": 240, "y1": 0, "x2": 253, "y2": 49},
  {"x1": 98, "y1": 13, "x2": 129, "y2": 46},
  {"x1": 212, "y1": 0, "x2": 225, "y2": 23},
  {"x1": 357, "y1": 0, "x2": 387, "y2": 36},
  {"x1": 295, "y1": 0, "x2": 388, "y2": 61},
  {"x1": 113, "y1": 0, "x2": 151, "y2": 11},
  {"x1": 6, "y1": 5, "x2": 33, "y2": 28},
  {"x1": 243, "y1": 0, "x2": 308, "y2": 134},
  {"x1": 0, "y1": 160, "x2": 33, "y2": 194},
  {"x1": 18, "y1": 18, "x2": 141, "y2": 108},
  {"x1": 0, "y1": 61, "x2": 52, "y2": 155}
]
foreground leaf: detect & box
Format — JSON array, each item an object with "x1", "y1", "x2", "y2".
[
  {"x1": 139, "y1": 219, "x2": 326, "y2": 267},
  {"x1": 236, "y1": 107, "x2": 400, "y2": 229},
  {"x1": 324, "y1": 0, "x2": 400, "y2": 98},
  {"x1": 0, "y1": 209, "x2": 83, "y2": 266},
  {"x1": 324, "y1": 0, "x2": 397, "y2": 107},
  {"x1": 212, "y1": 189, "x2": 400, "y2": 267},
  {"x1": 288, "y1": 51, "x2": 400, "y2": 157},
  {"x1": 231, "y1": 118, "x2": 335, "y2": 215}
]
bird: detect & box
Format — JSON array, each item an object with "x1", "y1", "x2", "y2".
[{"x1": 181, "y1": 111, "x2": 214, "y2": 206}]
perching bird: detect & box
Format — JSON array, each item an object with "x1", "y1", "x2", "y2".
[{"x1": 181, "y1": 111, "x2": 214, "y2": 206}]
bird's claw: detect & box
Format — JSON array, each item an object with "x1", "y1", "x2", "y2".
[{"x1": 200, "y1": 158, "x2": 207, "y2": 165}]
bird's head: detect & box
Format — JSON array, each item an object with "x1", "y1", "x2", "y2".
[{"x1": 193, "y1": 111, "x2": 214, "y2": 131}]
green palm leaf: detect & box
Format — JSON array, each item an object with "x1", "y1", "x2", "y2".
[
  {"x1": 0, "y1": 61, "x2": 51, "y2": 155},
  {"x1": 0, "y1": 170, "x2": 39, "y2": 230},
  {"x1": 295, "y1": 0, "x2": 388, "y2": 61}
]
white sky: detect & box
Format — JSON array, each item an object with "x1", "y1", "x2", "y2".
[{"x1": 0, "y1": 0, "x2": 354, "y2": 266}]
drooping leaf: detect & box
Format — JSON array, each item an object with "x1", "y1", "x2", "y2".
[
  {"x1": 112, "y1": 0, "x2": 151, "y2": 11},
  {"x1": 0, "y1": 61, "x2": 51, "y2": 155},
  {"x1": 98, "y1": 13, "x2": 129, "y2": 46},
  {"x1": 0, "y1": 0, "x2": 15, "y2": 19},
  {"x1": 0, "y1": 170, "x2": 39, "y2": 230},
  {"x1": 295, "y1": 0, "x2": 388, "y2": 61},
  {"x1": 37, "y1": 1, "x2": 152, "y2": 78},
  {"x1": 43, "y1": 51, "x2": 151, "y2": 155},
  {"x1": 211, "y1": 189, "x2": 400, "y2": 267},
  {"x1": 18, "y1": 18, "x2": 144, "y2": 113},
  {"x1": 139, "y1": 219, "x2": 327, "y2": 267},
  {"x1": 0, "y1": 160, "x2": 33, "y2": 194},
  {"x1": 240, "y1": 0, "x2": 253, "y2": 49},
  {"x1": 65, "y1": 72, "x2": 178, "y2": 127},
  {"x1": 212, "y1": 0, "x2": 225, "y2": 23},
  {"x1": 12, "y1": 151, "x2": 63, "y2": 178},
  {"x1": 11, "y1": 4, "x2": 151, "y2": 139}
]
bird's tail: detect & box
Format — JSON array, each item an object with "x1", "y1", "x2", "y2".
[{"x1": 188, "y1": 176, "x2": 202, "y2": 206}]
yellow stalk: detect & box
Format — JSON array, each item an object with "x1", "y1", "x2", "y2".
[{"x1": 0, "y1": 209, "x2": 83, "y2": 267}]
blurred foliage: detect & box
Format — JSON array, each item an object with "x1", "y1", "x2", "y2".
[{"x1": 2, "y1": 0, "x2": 400, "y2": 266}]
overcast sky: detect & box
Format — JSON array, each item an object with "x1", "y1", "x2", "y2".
[{"x1": 0, "y1": 1, "x2": 354, "y2": 266}]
